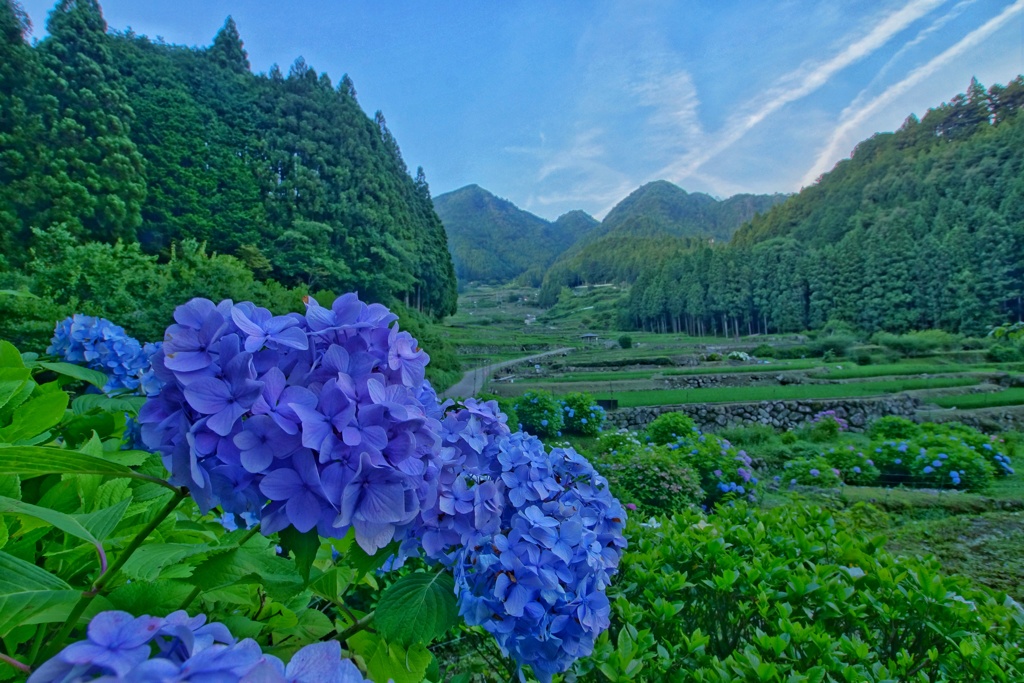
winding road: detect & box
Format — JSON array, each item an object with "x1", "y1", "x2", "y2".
[{"x1": 441, "y1": 347, "x2": 574, "y2": 400}]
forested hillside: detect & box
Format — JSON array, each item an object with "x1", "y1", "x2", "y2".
[
  {"x1": 433, "y1": 184, "x2": 598, "y2": 284},
  {"x1": 628, "y1": 77, "x2": 1024, "y2": 337},
  {"x1": 0, "y1": 0, "x2": 457, "y2": 345},
  {"x1": 538, "y1": 181, "x2": 785, "y2": 305}
]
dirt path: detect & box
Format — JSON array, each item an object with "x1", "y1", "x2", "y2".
[{"x1": 441, "y1": 347, "x2": 574, "y2": 400}]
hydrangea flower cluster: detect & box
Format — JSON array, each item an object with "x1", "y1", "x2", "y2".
[
  {"x1": 29, "y1": 610, "x2": 368, "y2": 682},
  {"x1": 810, "y1": 409, "x2": 849, "y2": 431},
  {"x1": 421, "y1": 400, "x2": 626, "y2": 681},
  {"x1": 49, "y1": 315, "x2": 163, "y2": 395},
  {"x1": 139, "y1": 294, "x2": 441, "y2": 552}
]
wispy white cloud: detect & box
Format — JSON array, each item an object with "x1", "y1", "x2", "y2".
[
  {"x1": 657, "y1": 0, "x2": 949, "y2": 184},
  {"x1": 800, "y1": 0, "x2": 1024, "y2": 186}
]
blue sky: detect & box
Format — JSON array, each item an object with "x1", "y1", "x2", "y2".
[{"x1": 18, "y1": 0, "x2": 1024, "y2": 220}]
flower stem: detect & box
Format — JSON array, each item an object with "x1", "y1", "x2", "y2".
[
  {"x1": 337, "y1": 611, "x2": 375, "y2": 642},
  {"x1": 35, "y1": 486, "x2": 188, "y2": 667},
  {"x1": 0, "y1": 653, "x2": 30, "y2": 674}
]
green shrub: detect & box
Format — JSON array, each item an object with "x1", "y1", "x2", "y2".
[
  {"x1": 578, "y1": 504, "x2": 1024, "y2": 682},
  {"x1": 596, "y1": 445, "x2": 704, "y2": 518},
  {"x1": 772, "y1": 344, "x2": 812, "y2": 359},
  {"x1": 872, "y1": 432, "x2": 996, "y2": 491},
  {"x1": 823, "y1": 444, "x2": 880, "y2": 485},
  {"x1": 854, "y1": 352, "x2": 873, "y2": 365},
  {"x1": 873, "y1": 329, "x2": 963, "y2": 357},
  {"x1": 868, "y1": 415, "x2": 920, "y2": 440},
  {"x1": 617, "y1": 334, "x2": 632, "y2": 349},
  {"x1": 646, "y1": 411, "x2": 697, "y2": 445},
  {"x1": 560, "y1": 392, "x2": 605, "y2": 436},
  {"x1": 810, "y1": 334, "x2": 856, "y2": 358},
  {"x1": 716, "y1": 424, "x2": 777, "y2": 448},
  {"x1": 750, "y1": 343, "x2": 776, "y2": 358},
  {"x1": 512, "y1": 390, "x2": 564, "y2": 437},
  {"x1": 783, "y1": 456, "x2": 843, "y2": 487},
  {"x1": 986, "y1": 344, "x2": 1023, "y2": 363}
]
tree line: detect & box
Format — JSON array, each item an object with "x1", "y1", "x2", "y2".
[
  {"x1": 626, "y1": 77, "x2": 1024, "y2": 337},
  {"x1": 0, "y1": 0, "x2": 457, "y2": 345}
]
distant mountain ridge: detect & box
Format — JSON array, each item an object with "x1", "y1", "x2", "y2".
[
  {"x1": 434, "y1": 181, "x2": 785, "y2": 286},
  {"x1": 432, "y1": 184, "x2": 598, "y2": 284}
]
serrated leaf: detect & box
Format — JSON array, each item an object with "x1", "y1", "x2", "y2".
[
  {"x1": 0, "y1": 475, "x2": 19, "y2": 500},
  {"x1": 77, "y1": 497, "x2": 132, "y2": 541},
  {"x1": 375, "y1": 571, "x2": 457, "y2": 647},
  {"x1": 105, "y1": 579, "x2": 194, "y2": 615},
  {"x1": 92, "y1": 478, "x2": 131, "y2": 512},
  {"x1": 309, "y1": 566, "x2": 356, "y2": 603},
  {"x1": 0, "y1": 391, "x2": 67, "y2": 443},
  {"x1": 270, "y1": 607, "x2": 333, "y2": 644},
  {"x1": 71, "y1": 394, "x2": 146, "y2": 417},
  {"x1": 278, "y1": 526, "x2": 320, "y2": 583},
  {"x1": 37, "y1": 362, "x2": 108, "y2": 390},
  {"x1": 120, "y1": 542, "x2": 209, "y2": 582},
  {"x1": 348, "y1": 632, "x2": 432, "y2": 683},
  {"x1": 188, "y1": 546, "x2": 303, "y2": 601},
  {"x1": 0, "y1": 550, "x2": 79, "y2": 636}
]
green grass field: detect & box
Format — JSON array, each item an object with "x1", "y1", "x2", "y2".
[
  {"x1": 591, "y1": 376, "x2": 981, "y2": 407},
  {"x1": 811, "y1": 361, "x2": 1001, "y2": 380},
  {"x1": 930, "y1": 388, "x2": 1024, "y2": 409}
]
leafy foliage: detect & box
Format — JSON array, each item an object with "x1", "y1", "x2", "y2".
[
  {"x1": 628, "y1": 77, "x2": 1024, "y2": 337},
  {"x1": 512, "y1": 390, "x2": 564, "y2": 437},
  {"x1": 578, "y1": 504, "x2": 1024, "y2": 681}
]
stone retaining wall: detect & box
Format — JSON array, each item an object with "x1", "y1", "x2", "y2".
[{"x1": 607, "y1": 395, "x2": 919, "y2": 433}]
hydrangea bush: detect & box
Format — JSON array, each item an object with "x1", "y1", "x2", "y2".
[
  {"x1": 512, "y1": 390, "x2": 564, "y2": 437},
  {"x1": 559, "y1": 392, "x2": 605, "y2": 436},
  {"x1": 1, "y1": 293, "x2": 627, "y2": 683},
  {"x1": 823, "y1": 444, "x2": 880, "y2": 485}
]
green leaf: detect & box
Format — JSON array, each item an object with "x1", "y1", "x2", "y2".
[
  {"x1": 71, "y1": 394, "x2": 145, "y2": 416},
  {"x1": 0, "y1": 495, "x2": 101, "y2": 546},
  {"x1": 0, "y1": 446, "x2": 168, "y2": 488},
  {"x1": 0, "y1": 550, "x2": 80, "y2": 637},
  {"x1": 278, "y1": 526, "x2": 320, "y2": 583},
  {"x1": 0, "y1": 391, "x2": 68, "y2": 443},
  {"x1": 77, "y1": 497, "x2": 132, "y2": 541},
  {"x1": 0, "y1": 342, "x2": 25, "y2": 368},
  {"x1": 309, "y1": 566, "x2": 356, "y2": 603},
  {"x1": 188, "y1": 546, "x2": 303, "y2": 601},
  {"x1": 120, "y1": 543, "x2": 210, "y2": 582},
  {"x1": 105, "y1": 579, "x2": 194, "y2": 615},
  {"x1": 348, "y1": 632, "x2": 432, "y2": 683},
  {"x1": 0, "y1": 368, "x2": 32, "y2": 414},
  {"x1": 333, "y1": 528, "x2": 400, "y2": 578},
  {"x1": 36, "y1": 362, "x2": 108, "y2": 390},
  {"x1": 375, "y1": 571, "x2": 457, "y2": 647}
]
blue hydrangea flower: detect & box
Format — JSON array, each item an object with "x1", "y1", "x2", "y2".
[
  {"x1": 49, "y1": 315, "x2": 163, "y2": 395},
  {"x1": 416, "y1": 402, "x2": 626, "y2": 682},
  {"x1": 141, "y1": 294, "x2": 441, "y2": 553},
  {"x1": 29, "y1": 610, "x2": 369, "y2": 683}
]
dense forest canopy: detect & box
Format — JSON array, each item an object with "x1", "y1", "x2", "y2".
[
  {"x1": 432, "y1": 184, "x2": 599, "y2": 285},
  {"x1": 0, "y1": 0, "x2": 457, "y2": 345},
  {"x1": 627, "y1": 76, "x2": 1024, "y2": 337},
  {"x1": 537, "y1": 182, "x2": 785, "y2": 305}
]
